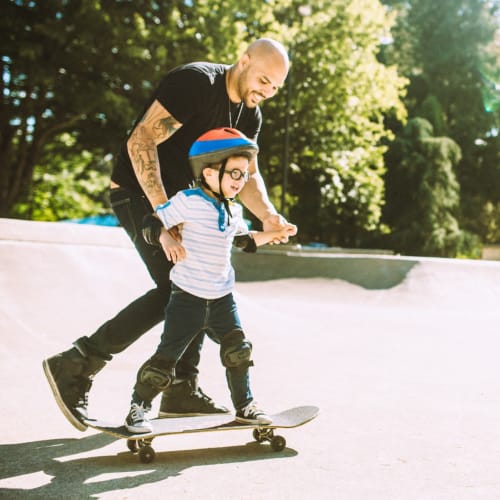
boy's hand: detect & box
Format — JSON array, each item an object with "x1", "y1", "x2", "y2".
[
  {"x1": 272, "y1": 225, "x2": 297, "y2": 243},
  {"x1": 262, "y1": 214, "x2": 298, "y2": 244},
  {"x1": 159, "y1": 227, "x2": 186, "y2": 263}
]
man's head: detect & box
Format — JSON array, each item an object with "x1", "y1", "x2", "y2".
[{"x1": 229, "y1": 38, "x2": 289, "y2": 108}]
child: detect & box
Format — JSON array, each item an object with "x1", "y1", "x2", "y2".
[{"x1": 125, "y1": 127, "x2": 295, "y2": 433}]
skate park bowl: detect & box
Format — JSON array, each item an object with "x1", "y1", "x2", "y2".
[{"x1": 1, "y1": 217, "x2": 499, "y2": 499}]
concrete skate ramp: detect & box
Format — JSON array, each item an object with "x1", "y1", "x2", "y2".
[{"x1": 1, "y1": 218, "x2": 499, "y2": 499}]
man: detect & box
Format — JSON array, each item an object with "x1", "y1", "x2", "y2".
[{"x1": 43, "y1": 38, "x2": 296, "y2": 431}]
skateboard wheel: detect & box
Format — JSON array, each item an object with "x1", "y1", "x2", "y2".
[
  {"x1": 252, "y1": 429, "x2": 266, "y2": 443},
  {"x1": 138, "y1": 445, "x2": 156, "y2": 464},
  {"x1": 127, "y1": 439, "x2": 138, "y2": 453},
  {"x1": 270, "y1": 435, "x2": 286, "y2": 452}
]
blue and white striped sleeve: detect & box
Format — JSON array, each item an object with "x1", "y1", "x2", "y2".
[{"x1": 155, "y1": 192, "x2": 187, "y2": 229}]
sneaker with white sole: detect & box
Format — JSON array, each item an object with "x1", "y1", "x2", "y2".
[
  {"x1": 126, "y1": 402, "x2": 153, "y2": 433},
  {"x1": 235, "y1": 401, "x2": 272, "y2": 424}
]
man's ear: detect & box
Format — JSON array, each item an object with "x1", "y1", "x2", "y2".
[{"x1": 239, "y1": 53, "x2": 250, "y2": 69}]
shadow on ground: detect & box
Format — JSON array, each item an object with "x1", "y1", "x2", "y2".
[{"x1": 0, "y1": 434, "x2": 297, "y2": 498}]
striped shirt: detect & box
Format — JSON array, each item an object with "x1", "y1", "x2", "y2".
[{"x1": 156, "y1": 188, "x2": 249, "y2": 299}]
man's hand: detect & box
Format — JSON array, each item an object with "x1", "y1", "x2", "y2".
[
  {"x1": 167, "y1": 223, "x2": 183, "y2": 242},
  {"x1": 142, "y1": 214, "x2": 163, "y2": 246},
  {"x1": 159, "y1": 227, "x2": 186, "y2": 263},
  {"x1": 262, "y1": 214, "x2": 298, "y2": 244}
]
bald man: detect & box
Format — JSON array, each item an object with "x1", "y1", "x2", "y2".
[{"x1": 43, "y1": 38, "x2": 297, "y2": 431}]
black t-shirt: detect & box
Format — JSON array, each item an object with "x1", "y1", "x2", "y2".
[{"x1": 111, "y1": 62, "x2": 262, "y2": 200}]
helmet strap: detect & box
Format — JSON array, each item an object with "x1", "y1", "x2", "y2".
[
  {"x1": 218, "y1": 158, "x2": 233, "y2": 223},
  {"x1": 200, "y1": 159, "x2": 233, "y2": 226}
]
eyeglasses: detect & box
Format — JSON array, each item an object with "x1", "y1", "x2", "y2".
[{"x1": 224, "y1": 169, "x2": 250, "y2": 181}]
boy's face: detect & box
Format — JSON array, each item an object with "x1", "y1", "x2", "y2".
[{"x1": 204, "y1": 156, "x2": 250, "y2": 198}]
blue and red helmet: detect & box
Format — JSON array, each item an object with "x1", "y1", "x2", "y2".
[{"x1": 188, "y1": 127, "x2": 259, "y2": 180}]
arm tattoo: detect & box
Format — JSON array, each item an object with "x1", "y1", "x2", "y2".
[
  {"x1": 153, "y1": 116, "x2": 180, "y2": 141},
  {"x1": 129, "y1": 125, "x2": 164, "y2": 198},
  {"x1": 129, "y1": 126, "x2": 157, "y2": 176},
  {"x1": 128, "y1": 106, "x2": 180, "y2": 203}
]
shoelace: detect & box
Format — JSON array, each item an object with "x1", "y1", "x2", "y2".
[
  {"x1": 243, "y1": 402, "x2": 259, "y2": 417},
  {"x1": 130, "y1": 403, "x2": 147, "y2": 421},
  {"x1": 71, "y1": 379, "x2": 91, "y2": 407},
  {"x1": 192, "y1": 387, "x2": 214, "y2": 403},
  {"x1": 77, "y1": 392, "x2": 89, "y2": 407}
]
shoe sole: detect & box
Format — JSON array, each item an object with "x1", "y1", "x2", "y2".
[
  {"x1": 42, "y1": 359, "x2": 87, "y2": 432},
  {"x1": 126, "y1": 425, "x2": 153, "y2": 434},
  {"x1": 235, "y1": 416, "x2": 273, "y2": 425},
  {"x1": 158, "y1": 410, "x2": 231, "y2": 418}
]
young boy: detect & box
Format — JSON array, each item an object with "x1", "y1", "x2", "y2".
[{"x1": 125, "y1": 128, "x2": 295, "y2": 433}]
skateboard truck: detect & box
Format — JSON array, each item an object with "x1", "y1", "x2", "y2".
[{"x1": 127, "y1": 426, "x2": 287, "y2": 464}]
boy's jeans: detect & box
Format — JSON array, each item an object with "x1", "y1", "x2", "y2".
[{"x1": 157, "y1": 285, "x2": 253, "y2": 410}]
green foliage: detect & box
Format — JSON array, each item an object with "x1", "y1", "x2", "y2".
[
  {"x1": 3, "y1": 0, "x2": 406, "y2": 244},
  {"x1": 383, "y1": 118, "x2": 481, "y2": 257},
  {"x1": 3, "y1": 0, "x2": 499, "y2": 258},
  {"x1": 12, "y1": 134, "x2": 111, "y2": 221},
  {"x1": 1, "y1": 0, "x2": 277, "y2": 218},
  {"x1": 381, "y1": 0, "x2": 500, "y2": 252},
  {"x1": 259, "y1": 0, "x2": 407, "y2": 246}
]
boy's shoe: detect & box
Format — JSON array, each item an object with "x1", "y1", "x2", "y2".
[
  {"x1": 158, "y1": 377, "x2": 230, "y2": 417},
  {"x1": 235, "y1": 401, "x2": 272, "y2": 424},
  {"x1": 126, "y1": 402, "x2": 153, "y2": 433}
]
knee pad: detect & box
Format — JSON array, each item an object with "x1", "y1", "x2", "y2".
[
  {"x1": 138, "y1": 355, "x2": 175, "y2": 391},
  {"x1": 220, "y1": 329, "x2": 253, "y2": 369}
]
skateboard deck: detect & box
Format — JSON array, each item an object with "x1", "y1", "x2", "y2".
[{"x1": 84, "y1": 405, "x2": 319, "y2": 463}]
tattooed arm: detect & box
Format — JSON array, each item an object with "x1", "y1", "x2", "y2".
[{"x1": 127, "y1": 99, "x2": 182, "y2": 208}]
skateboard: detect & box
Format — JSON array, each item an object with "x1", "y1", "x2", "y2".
[{"x1": 84, "y1": 405, "x2": 319, "y2": 463}]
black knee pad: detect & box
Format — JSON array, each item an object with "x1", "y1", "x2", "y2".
[
  {"x1": 220, "y1": 329, "x2": 253, "y2": 369},
  {"x1": 138, "y1": 355, "x2": 175, "y2": 391}
]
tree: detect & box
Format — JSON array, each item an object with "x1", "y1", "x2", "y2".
[
  {"x1": 3, "y1": 0, "x2": 406, "y2": 251},
  {"x1": 384, "y1": 118, "x2": 480, "y2": 256},
  {"x1": 13, "y1": 133, "x2": 111, "y2": 221},
  {"x1": 258, "y1": 0, "x2": 407, "y2": 246},
  {"x1": 381, "y1": 0, "x2": 500, "y2": 250},
  {"x1": 3, "y1": 1, "x2": 130, "y2": 214},
  {"x1": 1, "y1": 0, "x2": 277, "y2": 218}
]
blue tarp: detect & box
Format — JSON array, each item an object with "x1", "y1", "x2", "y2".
[{"x1": 62, "y1": 214, "x2": 120, "y2": 226}]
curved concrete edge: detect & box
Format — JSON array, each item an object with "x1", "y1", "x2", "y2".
[
  {"x1": 0, "y1": 217, "x2": 131, "y2": 248},
  {"x1": 232, "y1": 250, "x2": 419, "y2": 289},
  {"x1": 3, "y1": 218, "x2": 500, "y2": 292}
]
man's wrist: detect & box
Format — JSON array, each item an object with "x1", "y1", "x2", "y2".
[
  {"x1": 150, "y1": 196, "x2": 168, "y2": 210},
  {"x1": 260, "y1": 210, "x2": 279, "y2": 223}
]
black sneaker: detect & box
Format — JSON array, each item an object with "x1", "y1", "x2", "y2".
[
  {"x1": 158, "y1": 378, "x2": 230, "y2": 417},
  {"x1": 126, "y1": 402, "x2": 153, "y2": 433},
  {"x1": 42, "y1": 347, "x2": 105, "y2": 431},
  {"x1": 235, "y1": 401, "x2": 272, "y2": 424}
]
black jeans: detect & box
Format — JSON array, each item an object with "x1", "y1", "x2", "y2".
[{"x1": 85, "y1": 187, "x2": 204, "y2": 379}]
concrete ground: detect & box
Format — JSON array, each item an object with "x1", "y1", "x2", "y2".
[{"x1": 1, "y1": 218, "x2": 499, "y2": 499}]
